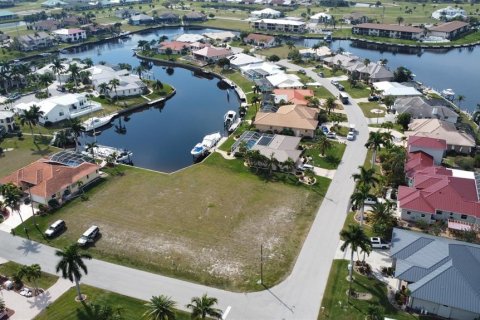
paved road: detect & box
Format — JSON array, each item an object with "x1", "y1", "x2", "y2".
[{"x1": 0, "y1": 61, "x2": 369, "y2": 319}]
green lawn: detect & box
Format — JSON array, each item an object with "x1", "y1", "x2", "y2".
[
  {"x1": 196, "y1": 19, "x2": 252, "y2": 32},
  {"x1": 0, "y1": 261, "x2": 58, "y2": 290},
  {"x1": 34, "y1": 285, "x2": 191, "y2": 320},
  {"x1": 312, "y1": 86, "x2": 335, "y2": 99},
  {"x1": 318, "y1": 260, "x2": 420, "y2": 320},
  {"x1": 256, "y1": 45, "x2": 300, "y2": 60},
  {"x1": 339, "y1": 81, "x2": 371, "y2": 99},
  {"x1": 341, "y1": 212, "x2": 374, "y2": 238},
  {"x1": 331, "y1": 125, "x2": 349, "y2": 137},
  {"x1": 304, "y1": 141, "x2": 346, "y2": 170},
  {"x1": 317, "y1": 66, "x2": 346, "y2": 78},
  {"x1": 15, "y1": 153, "x2": 330, "y2": 292},
  {"x1": 357, "y1": 102, "x2": 386, "y2": 118}
]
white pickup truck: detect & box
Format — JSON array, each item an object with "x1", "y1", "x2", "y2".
[{"x1": 370, "y1": 237, "x2": 390, "y2": 249}]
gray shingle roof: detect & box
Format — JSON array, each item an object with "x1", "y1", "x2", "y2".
[
  {"x1": 392, "y1": 228, "x2": 480, "y2": 314},
  {"x1": 393, "y1": 96, "x2": 458, "y2": 120}
]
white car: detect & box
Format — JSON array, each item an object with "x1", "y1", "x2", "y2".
[
  {"x1": 326, "y1": 132, "x2": 336, "y2": 139},
  {"x1": 364, "y1": 197, "x2": 377, "y2": 205},
  {"x1": 347, "y1": 132, "x2": 355, "y2": 141},
  {"x1": 370, "y1": 237, "x2": 390, "y2": 249}
]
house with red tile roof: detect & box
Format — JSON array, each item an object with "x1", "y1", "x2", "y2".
[
  {"x1": 243, "y1": 33, "x2": 276, "y2": 48},
  {"x1": 192, "y1": 46, "x2": 232, "y2": 62},
  {"x1": 273, "y1": 89, "x2": 314, "y2": 106},
  {"x1": 407, "y1": 136, "x2": 446, "y2": 165},
  {"x1": 405, "y1": 151, "x2": 434, "y2": 180},
  {"x1": 0, "y1": 158, "x2": 100, "y2": 205},
  {"x1": 156, "y1": 41, "x2": 190, "y2": 54},
  {"x1": 254, "y1": 104, "x2": 318, "y2": 137}
]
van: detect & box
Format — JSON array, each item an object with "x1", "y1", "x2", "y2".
[
  {"x1": 339, "y1": 92, "x2": 349, "y2": 104},
  {"x1": 77, "y1": 225, "x2": 100, "y2": 246},
  {"x1": 45, "y1": 220, "x2": 65, "y2": 238},
  {"x1": 349, "y1": 124, "x2": 356, "y2": 133}
]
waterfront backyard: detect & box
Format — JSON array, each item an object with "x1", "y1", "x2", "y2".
[{"x1": 14, "y1": 153, "x2": 330, "y2": 291}]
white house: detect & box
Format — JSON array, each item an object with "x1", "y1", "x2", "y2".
[
  {"x1": 228, "y1": 53, "x2": 263, "y2": 68},
  {"x1": 251, "y1": 8, "x2": 281, "y2": 18},
  {"x1": 129, "y1": 13, "x2": 154, "y2": 25},
  {"x1": 35, "y1": 60, "x2": 87, "y2": 83},
  {"x1": 14, "y1": 94, "x2": 102, "y2": 124},
  {"x1": 86, "y1": 65, "x2": 146, "y2": 98},
  {"x1": 176, "y1": 34, "x2": 205, "y2": 43},
  {"x1": 310, "y1": 12, "x2": 332, "y2": 23},
  {"x1": 240, "y1": 62, "x2": 283, "y2": 80},
  {"x1": 373, "y1": 81, "x2": 422, "y2": 97},
  {"x1": 432, "y1": 6, "x2": 467, "y2": 21},
  {"x1": 0, "y1": 110, "x2": 15, "y2": 133},
  {"x1": 52, "y1": 28, "x2": 87, "y2": 43},
  {"x1": 253, "y1": 19, "x2": 306, "y2": 33},
  {"x1": 299, "y1": 46, "x2": 332, "y2": 60},
  {"x1": 266, "y1": 73, "x2": 303, "y2": 88}
]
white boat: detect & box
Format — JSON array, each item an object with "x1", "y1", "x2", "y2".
[
  {"x1": 83, "y1": 145, "x2": 132, "y2": 163},
  {"x1": 190, "y1": 132, "x2": 222, "y2": 157},
  {"x1": 224, "y1": 110, "x2": 236, "y2": 125},
  {"x1": 227, "y1": 118, "x2": 241, "y2": 133},
  {"x1": 82, "y1": 113, "x2": 118, "y2": 131},
  {"x1": 442, "y1": 88, "x2": 455, "y2": 98}
]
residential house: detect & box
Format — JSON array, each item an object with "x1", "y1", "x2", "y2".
[
  {"x1": 228, "y1": 53, "x2": 263, "y2": 69},
  {"x1": 63, "y1": 0, "x2": 96, "y2": 10},
  {"x1": 266, "y1": 73, "x2": 303, "y2": 89},
  {"x1": 203, "y1": 31, "x2": 236, "y2": 42},
  {"x1": 346, "y1": 61, "x2": 394, "y2": 82},
  {"x1": 157, "y1": 12, "x2": 180, "y2": 24},
  {"x1": 35, "y1": 60, "x2": 87, "y2": 83},
  {"x1": 253, "y1": 19, "x2": 306, "y2": 33},
  {"x1": 243, "y1": 33, "x2": 276, "y2": 48},
  {"x1": 428, "y1": 21, "x2": 469, "y2": 40},
  {"x1": 114, "y1": 8, "x2": 139, "y2": 19},
  {"x1": 87, "y1": 65, "x2": 146, "y2": 98},
  {"x1": 52, "y1": 28, "x2": 87, "y2": 43},
  {"x1": 17, "y1": 32, "x2": 54, "y2": 51},
  {"x1": 323, "y1": 53, "x2": 359, "y2": 68},
  {"x1": 404, "y1": 151, "x2": 435, "y2": 180},
  {"x1": 183, "y1": 12, "x2": 207, "y2": 22},
  {"x1": 156, "y1": 41, "x2": 190, "y2": 54},
  {"x1": 432, "y1": 6, "x2": 467, "y2": 21},
  {"x1": 373, "y1": 81, "x2": 422, "y2": 97},
  {"x1": 273, "y1": 88, "x2": 314, "y2": 105},
  {"x1": 299, "y1": 46, "x2": 332, "y2": 60},
  {"x1": 390, "y1": 228, "x2": 480, "y2": 320},
  {"x1": 33, "y1": 19, "x2": 62, "y2": 31},
  {"x1": 0, "y1": 155, "x2": 100, "y2": 205},
  {"x1": 129, "y1": 14, "x2": 154, "y2": 25},
  {"x1": 407, "y1": 136, "x2": 447, "y2": 165},
  {"x1": 14, "y1": 93, "x2": 102, "y2": 124},
  {"x1": 62, "y1": 16, "x2": 88, "y2": 27},
  {"x1": 310, "y1": 12, "x2": 331, "y2": 24},
  {"x1": 176, "y1": 33, "x2": 205, "y2": 43},
  {"x1": 342, "y1": 12, "x2": 368, "y2": 25},
  {"x1": 41, "y1": 0, "x2": 67, "y2": 7},
  {"x1": 352, "y1": 23, "x2": 424, "y2": 40},
  {"x1": 0, "y1": 10, "x2": 16, "y2": 21},
  {"x1": 250, "y1": 8, "x2": 282, "y2": 18},
  {"x1": 405, "y1": 118, "x2": 475, "y2": 153},
  {"x1": 393, "y1": 96, "x2": 458, "y2": 123},
  {"x1": 192, "y1": 46, "x2": 232, "y2": 62},
  {"x1": 254, "y1": 104, "x2": 318, "y2": 137},
  {"x1": 189, "y1": 41, "x2": 210, "y2": 51},
  {"x1": 0, "y1": 110, "x2": 14, "y2": 134},
  {"x1": 240, "y1": 62, "x2": 283, "y2": 82}
]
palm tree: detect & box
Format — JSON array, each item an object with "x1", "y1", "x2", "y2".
[
  {"x1": 82, "y1": 57, "x2": 93, "y2": 68},
  {"x1": 109, "y1": 78, "x2": 120, "y2": 100},
  {"x1": 365, "y1": 131, "x2": 385, "y2": 167},
  {"x1": 39, "y1": 73, "x2": 53, "y2": 96},
  {"x1": 370, "y1": 202, "x2": 396, "y2": 240},
  {"x1": 352, "y1": 166, "x2": 379, "y2": 188},
  {"x1": 456, "y1": 94, "x2": 465, "y2": 107},
  {"x1": 18, "y1": 104, "x2": 45, "y2": 138},
  {"x1": 86, "y1": 142, "x2": 98, "y2": 160},
  {"x1": 340, "y1": 224, "x2": 371, "y2": 284},
  {"x1": 68, "y1": 63, "x2": 80, "y2": 87},
  {"x1": 153, "y1": 80, "x2": 163, "y2": 92},
  {"x1": 186, "y1": 294, "x2": 222, "y2": 320},
  {"x1": 88, "y1": 303, "x2": 123, "y2": 320},
  {"x1": 396, "y1": 16, "x2": 404, "y2": 25},
  {"x1": 282, "y1": 157, "x2": 296, "y2": 173},
  {"x1": 381, "y1": 121, "x2": 394, "y2": 132},
  {"x1": 135, "y1": 65, "x2": 144, "y2": 80},
  {"x1": 285, "y1": 40, "x2": 295, "y2": 50},
  {"x1": 350, "y1": 184, "x2": 374, "y2": 226},
  {"x1": 137, "y1": 40, "x2": 149, "y2": 50},
  {"x1": 0, "y1": 183, "x2": 27, "y2": 237},
  {"x1": 324, "y1": 97, "x2": 337, "y2": 114},
  {"x1": 69, "y1": 118, "x2": 85, "y2": 151},
  {"x1": 98, "y1": 82, "x2": 110, "y2": 96},
  {"x1": 52, "y1": 59, "x2": 65, "y2": 85},
  {"x1": 143, "y1": 295, "x2": 177, "y2": 320},
  {"x1": 318, "y1": 135, "x2": 332, "y2": 156},
  {"x1": 363, "y1": 58, "x2": 371, "y2": 67},
  {"x1": 55, "y1": 244, "x2": 92, "y2": 301},
  {"x1": 21, "y1": 264, "x2": 42, "y2": 295}
]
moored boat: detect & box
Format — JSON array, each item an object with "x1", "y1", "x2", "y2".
[
  {"x1": 82, "y1": 144, "x2": 133, "y2": 164},
  {"x1": 83, "y1": 113, "x2": 118, "y2": 132},
  {"x1": 190, "y1": 132, "x2": 222, "y2": 157}
]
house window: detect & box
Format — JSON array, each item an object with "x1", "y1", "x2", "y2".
[
  {"x1": 406, "y1": 211, "x2": 411, "y2": 215},
  {"x1": 59, "y1": 112, "x2": 64, "y2": 116},
  {"x1": 421, "y1": 214, "x2": 425, "y2": 218},
  {"x1": 436, "y1": 210, "x2": 442, "y2": 215},
  {"x1": 86, "y1": 175, "x2": 89, "y2": 179},
  {"x1": 461, "y1": 215, "x2": 468, "y2": 220},
  {"x1": 450, "y1": 212, "x2": 454, "y2": 216}
]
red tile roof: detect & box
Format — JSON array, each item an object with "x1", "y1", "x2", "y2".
[
  {"x1": 273, "y1": 89, "x2": 314, "y2": 105},
  {"x1": 193, "y1": 46, "x2": 231, "y2": 58},
  {"x1": 245, "y1": 33, "x2": 275, "y2": 43},
  {"x1": 408, "y1": 136, "x2": 447, "y2": 150},
  {"x1": 429, "y1": 21, "x2": 469, "y2": 33},
  {"x1": 0, "y1": 159, "x2": 99, "y2": 199},
  {"x1": 158, "y1": 41, "x2": 190, "y2": 51},
  {"x1": 405, "y1": 151, "x2": 434, "y2": 178}
]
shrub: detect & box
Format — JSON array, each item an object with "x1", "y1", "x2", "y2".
[
  {"x1": 455, "y1": 156, "x2": 474, "y2": 171},
  {"x1": 80, "y1": 194, "x2": 89, "y2": 202},
  {"x1": 48, "y1": 198, "x2": 60, "y2": 209}
]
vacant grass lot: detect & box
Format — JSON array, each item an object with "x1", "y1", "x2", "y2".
[
  {"x1": 34, "y1": 285, "x2": 191, "y2": 320},
  {"x1": 0, "y1": 261, "x2": 58, "y2": 290},
  {"x1": 16, "y1": 153, "x2": 330, "y2": 291},
  {"x1": 304, "y1": 141, "x2": 346, "y2": 170},
  {"x1": 318, "y1": 260, "x2": 421, "y2": 320},
  {"x1": 339, "y1": 81, "x2": 371, "y2": 99},
  {"x1": 358, "y1": 102, "x2": 386, "y2": 118}
]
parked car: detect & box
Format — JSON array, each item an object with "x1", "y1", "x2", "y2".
[
  {"x1": 326, "y1": 132, "x2": 337, "y2": 139},
  {"x1": 337, "y1": 84, "x2": 345, "y2": 91},
  {"x1": 298, "y1": 69, "x2": 306, "y2": 74},
  {"x1": 8, "y1": 92, "x2": 20, "y2": 100},
  {"x1": 317, "y1": 72, "x2": 324, "y2": 78},
  {"x1": 77, "y1": 225, "x2": 100, "y2": 246},
  {"x1": 368, "y1": 95, "x2": 380, "y2": 101},
  {"x1": 330, "y1": 80, "x2": 339, "y2": 86},
  {"x1": 321, "y1": 125, "x2": 329, "y2": 134},
  {"x1": 364, "y1": 197, "x2": 377, "y2": 205},
  {"x1": 370, "y1": 237, "x2": 390, "y2": 249},
  {"x1": 45, "y1": 220, "x2": 66, "y2": 238},
  {"x1": 298, "y1": 163, "x2": 314, "y2": 171},
  {"x1": 347, "y1": 132, "x2": 355, "y2": 141}
]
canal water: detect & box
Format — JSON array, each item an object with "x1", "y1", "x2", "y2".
[{"x1": 61, "y1": 28, "x2": 240, "y2": 173}]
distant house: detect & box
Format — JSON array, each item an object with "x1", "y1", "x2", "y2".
[
  {"x1": 157, "y1": 12, "x2": 180, "y2": 24},
  {"x1": 41, "y1": 0, "x2": 67, "y2": 8},
  {"x1": 373, "y1": 81, "x2": 422, "y2": 97},
  {"x1": 342, "y1": 12, "x2": 368, "y2": 25},
  {"x1": 391, "y1": 228, "x2": 480, "y2": 319},
  {"x1": 352, "y1": 23, "x2": 424, "y2": 40},
  {"x1": 240, "y1": 62, "x2": 284, "y2": 80},
  {"x1": 0, "y1": 156, "x2": 100, "y2": 205},
  {"x1": 346, "y1": 62, "x2": 394, "y2": 83},
  {"x1": 156, "y1": 41, "x2": 190, "y2": 54},
  {"x1": 428, "y1": 21, "x2": 470, "y2": 40},
  {"x1": 250, "y1": 8, "x2": 282, "y2": 19},
  {"x1": 254, "y1": 104, "x2": 318, "y2": 137},
  {"x1": 176, "y1": 33, "x2": 205, "y2": 43},
  {"x1": 393, "y1": 96, "x2": 458, "y2": 123},
  {"x1": 273, "y1": 88, "x2": 314, "y2": 105},
  {"x1": 323, "y1": 53, "x2": 359, "y2": 68},
  {"x1": 228, "y1": 53, "x2": 263, "y2": 69},
  {"x1": 243, "y1": 33, "x2": 276, "y2": 48},
  {"x1": 0, "y1": 110, "x2": 15, "y2": 134},
  {"x1": 203, "y1": 31, "x2": 236, "y2": 42},
  {"x1": 407, "y1": 136, "x2": 447, "y2": 165},
  {"x1": 14, "y1": 94, "x2": 102, "y2": 124},
  {"x1": 33, "y1": 19, "x2": 62, "y2": 31},
  {"x1": 0, "y1": 10, "x2": 16, "y2": 21},
  {"x1": 266, "y1": 73, "x2": 303, "y2": 89},
  {"x1": 114, "y1": 8, "x2": 140, "y2": 19},
  {"x1": 183, "y1": 12, "x2": 207, "y2": 22},
  {"x1": 62, "y1": 15, "x2": 88, "y2": 27},
  {"x1": 87, "y1": 65, "x2": 147, "y2": 98},
  {"x1": 129, "y1": 14, "x2": 154, "y2": 25},
  {"x1": 253, "y1": 19, "x2": 306, "y2": 33},
  {"x1": 298, "y1": 46, "x2": 332, "y2": 60},
  {"x1": 432, "y1": 6, "x2": 467, "y2": 21},
  {"x1": 192, "y1": 46, "x2": 232, "y2": 62},
  {"x1": 310, "y1": 12, "x2": 331, "y2": 24},
  {"x1": 52, "y1": 28, "x2": 87, "y2": 43},
  {"x1": 17, "y1": 32, "x2": 54, "y2": 51},
  {"x1": 405, "y1": 119, "x2": 475, "y2": 153}
]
